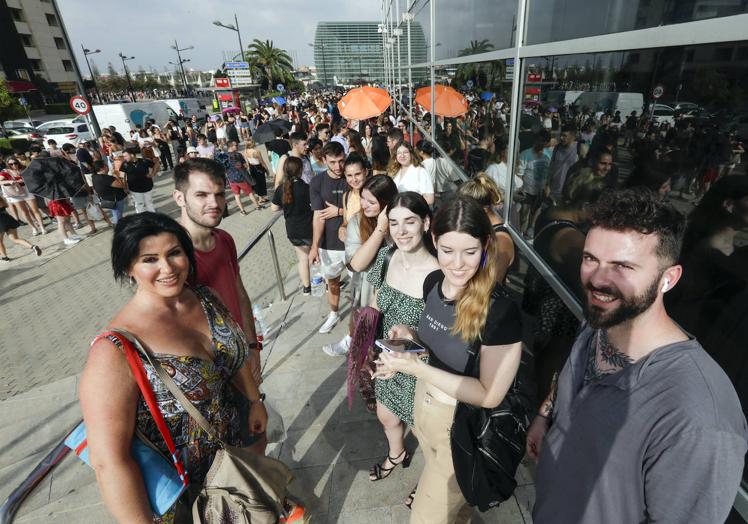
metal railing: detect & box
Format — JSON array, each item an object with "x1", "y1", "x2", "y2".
[{"x1": 238, "y1": 211, "x2": 287, "y2": 301}]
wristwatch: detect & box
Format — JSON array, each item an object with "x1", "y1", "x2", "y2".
[{"x1": 252, "y1": 393, "x2": 266, "y2": 404}]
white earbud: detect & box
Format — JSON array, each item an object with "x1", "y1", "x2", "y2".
[{"x1": 661, "y1": 279, "x2": 670, "y2": 292}]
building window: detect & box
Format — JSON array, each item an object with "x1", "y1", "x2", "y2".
[
  {"x1": 54, "y1": 37, "x2": 66, "y2": 50},
  {"x1": 62, "y1": 60, "x2": 73, "y2": 72},
  {"x1": 20, "y1": 34, "x2": 34, "y2": 47},
  {"x1": 685, "y1": 49, "x2": 695, "y2": 63},
  {"x1": 629, "y1": 52, "x2": 640, "y2": 64},
  {"x1": 737, "y1": 46, "x2": 748, "y2": 61},
  {"x1": 29, "y1": 59, "x2": 43, "y2": 71},
  {"x1": 45, "y1": 13, "x2": 58, "y2": 26},
  {"x1": 10, "y1": 8, "x2": 24, "y2": 21},
  {"x1": 714, "y1": 47, "x2": 733, "y2": 61},
  {"x1": 16, "y1": 69, "x2": 30, "y2": 81}
]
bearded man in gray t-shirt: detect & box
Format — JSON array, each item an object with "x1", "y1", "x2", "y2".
[{"x1": 529, "y1": 189, "x2": 747, "y2": 524}]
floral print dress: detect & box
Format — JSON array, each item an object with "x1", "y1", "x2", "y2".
[{"x1": 106, "y1": 286, "x2": 248, "y2": 522}]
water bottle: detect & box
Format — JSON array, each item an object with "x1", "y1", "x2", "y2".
[
  {"x1": 311, "y1": 263, "x2": 325, "y2": 297},
  {"x1": 252, "y1": 304, "x2": 267, "y2": 339}
]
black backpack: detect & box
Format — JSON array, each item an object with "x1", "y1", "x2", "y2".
[{"x1": 450, "y1": 287, "x2": 532, "y2": 512}]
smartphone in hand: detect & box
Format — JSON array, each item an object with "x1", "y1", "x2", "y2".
[{"x1": 375, "y1": 338, "x2": 427, "y2": 354}]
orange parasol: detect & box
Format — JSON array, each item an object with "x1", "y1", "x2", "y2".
[
  {"x1": 337, "y1": 86, "x2": 392, "y2": 120},
  {"x1": 415, "y1": 84, "x2": 469, "y2": 117}
]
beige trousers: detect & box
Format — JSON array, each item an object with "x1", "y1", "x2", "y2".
[{"x1": 411, "y1": 379, "x2": 472, "y2": 524}]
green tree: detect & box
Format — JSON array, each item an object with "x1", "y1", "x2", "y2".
[
  {"x1": 246, "y1": 39, "x2": 293, "y2": 91},
  {"x1": 458, "y1": 39, "x2": 494, "y2": 57},
  {"x1": 0, "y1": 82, "x2": 24, "y2": 125}
]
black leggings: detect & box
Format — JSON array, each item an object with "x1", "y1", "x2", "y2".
[{"x1": 158, "y1": 143, "x2": 173, "y2": 169}]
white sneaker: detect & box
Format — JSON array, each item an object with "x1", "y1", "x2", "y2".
[
  {"x1": 318, "y1": 311, "x2": 340, "y2": 334},
  {"x1": 64, "y1": 237, "x2": 81, "y2": 246},
  {"x1": 70, "y1": 234, "x2": 84, "y2": 241},
  {"x1": 323, "y1": 335, "x2": 351, "y2": 357}
]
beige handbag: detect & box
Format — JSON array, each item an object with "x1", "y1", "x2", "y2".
[{"x1": 128, "y1": 332, "x2": 294, "y2": 523}]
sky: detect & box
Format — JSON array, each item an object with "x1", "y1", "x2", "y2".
[{"x1": 58, "y1": 0, "x2": 381, "y2": 75}]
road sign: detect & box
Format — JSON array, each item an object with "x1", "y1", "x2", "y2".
[
  {"x1": 69, "y1": 95, "x2": 91, "y2": 115},
  {"x1": 224, "y1": 61, "x2": 249, "y2": 69},
  {"x1": 215, "y1": 77, "x2": 231, "y2": 89},
  {"x1": 276, "y1": 84, "x2": 285, "y2": 92},
  {"x1": 652, "y1": 84, "x2": 665, "y2": 99},
  {"x1": 18, "y1": 97, "x2": 28, "y2": 107}
]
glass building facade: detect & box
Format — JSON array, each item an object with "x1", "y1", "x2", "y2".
[
  {"x1": 313, "y1": 21, "x2": 426, "y2": 86},
  {"x1": 381, "y1": 0, "x2": 748, "y2": 520}
]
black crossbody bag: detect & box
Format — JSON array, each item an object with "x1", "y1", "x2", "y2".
[{"x1": 450, "y1": 287, "x2": 532, "y2": 512}]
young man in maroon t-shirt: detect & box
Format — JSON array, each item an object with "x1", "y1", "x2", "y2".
[{"x1": 173, "y1": 158, "x2": 267, "y2": 454}]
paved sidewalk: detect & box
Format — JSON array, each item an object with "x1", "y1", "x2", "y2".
[{"x1": 0, "y1": 170, "x2": 536, "y2": 523}]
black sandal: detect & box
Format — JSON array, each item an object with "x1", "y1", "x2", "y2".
[
  {"x1": 405, "y1": 484, "x2": 417, "y2": 510},
  {"x1": 369, "y1": 449, "x2": 412, "y2": 481}
]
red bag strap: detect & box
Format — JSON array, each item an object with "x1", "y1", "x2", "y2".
[{"x1": 92, "y1": 330, "x2": 189, "y2": 486}]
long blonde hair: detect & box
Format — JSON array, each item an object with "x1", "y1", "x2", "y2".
[{"x1": 431, "y1": 196, "x2": 498, "y2": 342}]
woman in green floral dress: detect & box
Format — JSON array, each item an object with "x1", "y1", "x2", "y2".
[{"x1": 366, "y1": 192, "x2": 439, "y2": 482}]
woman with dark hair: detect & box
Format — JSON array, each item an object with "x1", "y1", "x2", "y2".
[
  {"x1": 79, "y1": 212, "x2": 287, "y2": 522},
  {"x1": 347, "y1": 129, "x2": 368, "y2": 159},
  {"x1": 375, "y1": 196, "x2": 523, "y2": 522},
  {"x1": 307, "y1": 137, "x2": 327, "y2": 178},
  {"x1": 366, "y1": 192, "x2": 439, "y2": 484},
  {"x1": 362, "y1": 123, "x2": 375, "y2": 158},
  {"x1": 271, "y1": 156, "x2": 314, "y2": 295},
  {"x1": 370, "y1": 134, "x2": 391, "y2": 176}
]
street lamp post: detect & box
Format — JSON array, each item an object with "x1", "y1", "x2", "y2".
[
  {"x1": 81, "y1": 45, "x2": 101, "y2": 104},
  {"x1": 169, "y1": 59, "x2": 191, "y2": 96},
  {"x1": 170, "y1": 41, "x2": 194, "y2": 96},
  {"x1": 213, "y1": 14, "x2": 245, "y2": 61},
  {"x1": 308, "y1": 43, "x2": 327, "y2": 87},
  {"x1": 118, "y1": 52, "x2": 135, "y2": 102}
]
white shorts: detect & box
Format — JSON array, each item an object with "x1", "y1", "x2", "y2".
[
  {"x1": 319, "y1": 248, "x2": 346, "y2": 280},
  {"x1": 3, "y1": 193, "x2": 34, "y2": 204}
]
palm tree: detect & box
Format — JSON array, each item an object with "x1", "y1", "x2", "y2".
[
  {"x1": 246, "y1": 39, "x2": 293, "y2": 90},
  {"x1": 458, "y1": 39, "x2": 495, "y2": 57}
]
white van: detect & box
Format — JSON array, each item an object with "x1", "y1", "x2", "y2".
[
  {"x1": 92, "y1": 102, "x2": 179, "y2": 133},
  {"x1": 160, "y1": 98, "x2": 208, "y2": 120},
  {"x1": 574, "y1": 92, "x2": 644, "y2": 118},
  {"x1": 542, "y1": 90, "x2": 583, "y2": 108}
]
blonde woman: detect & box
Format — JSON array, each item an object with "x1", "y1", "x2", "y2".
[
  {"x1": 458, "y1": 174, "x2": 516, "y2": 283},
  {"x1": 375, "y1": 196, "x2": 523, "y2": 523},
  {"x1": 242, "y1": 138, "x2": 272, "y2": 203}
]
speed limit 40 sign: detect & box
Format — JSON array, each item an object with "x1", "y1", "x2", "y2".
[{"x1": 69, "y1": 95, "x2": 91, "y2": 115}]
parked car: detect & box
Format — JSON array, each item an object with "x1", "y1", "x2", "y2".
[
  {"x1": 42, "y1": 123, "x2": 94, "y2": 147},
  {"x1": 36, "y1": 117, "x2": 85, "y2": 134},
  {"x1": 2, "y1": 127, "x2": 44, "y2": 141},
  {"x1": 650, "y1": 104, "x2": 676, "y2": 125},
  {"x1": 2, "y1": 119, "x2": 45, "y2": 130}
]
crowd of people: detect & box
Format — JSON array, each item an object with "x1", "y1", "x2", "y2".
[{"x1": 3, "y1": 86, "x2": 747, "y2": 523}]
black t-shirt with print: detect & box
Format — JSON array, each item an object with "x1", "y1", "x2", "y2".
[
  {"x1": 417, "y1": 270, "x2": 522, "y2": 375},
  {"x1": 309, "y1": 170, "x2": 347, "y2": 251}
]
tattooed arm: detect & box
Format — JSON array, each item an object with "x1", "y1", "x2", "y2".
[{"x1": 526, "y1": 372, "x2": 558, "y2": 460}]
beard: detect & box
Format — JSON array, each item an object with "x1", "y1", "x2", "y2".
[
  {"x1": 584, "y1": 275, "x2": 661, "y2": 329},
  {"x1": 185, "y1": 199, "x2": 223, "y2": 229}
]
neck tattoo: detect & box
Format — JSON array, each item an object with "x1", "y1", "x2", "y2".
[{"x1": 584, "y1": 329, "x2": 634, "y2": 384}]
